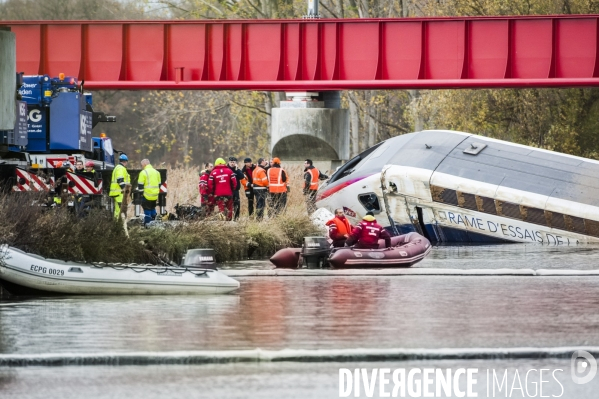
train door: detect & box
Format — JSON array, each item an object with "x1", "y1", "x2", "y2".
[{"x1": 380, "y1": 165, "x2": 442, "y2": 242}]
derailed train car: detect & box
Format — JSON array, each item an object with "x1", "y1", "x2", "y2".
[{"x1": 316, "y1": 130, "x2": 599, "y2": 244}]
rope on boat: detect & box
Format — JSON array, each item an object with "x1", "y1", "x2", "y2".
[{"x1": 88, "y1": 263, "x2": 209, "y2": 276}]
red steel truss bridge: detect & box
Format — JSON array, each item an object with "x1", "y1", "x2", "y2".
[{"x1": 4, "y1": 15, "x2": 599, "y2": 90}]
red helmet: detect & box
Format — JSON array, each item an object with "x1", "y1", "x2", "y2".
[
  {"x1": 55, "y1": 161, "x2": 63, "y2": 168},
  {"x1": 85, "y1": 161, "x2": 94, "y2": 168}
]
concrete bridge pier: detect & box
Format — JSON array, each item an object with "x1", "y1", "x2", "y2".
[
  {"x1": 0, "y1": 28, "x2": 16, "y2": 131},
  {"x1": 271, "y1": 92, "x2": 349, "y2": 173}
]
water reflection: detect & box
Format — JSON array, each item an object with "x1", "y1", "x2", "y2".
[
  {"x1": 1, "y1": 276, "x2": 599, "y2": 355},
  {"x1": 224, "y1": 243, "x2": 599, "y2": 270},
  {"x1": 0, "y1": 295, "x2": 239, "y2": 355}
]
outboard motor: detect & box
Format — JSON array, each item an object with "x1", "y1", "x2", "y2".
[
  {"x1": 182, "y1": 249, "x2": 217, "y2": 270},
  {"x1": 301, "y1": 237, "x2": 330, "y2": 268}
]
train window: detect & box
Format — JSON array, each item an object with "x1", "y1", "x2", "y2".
[
  {"x1": 328, "y1": 142, "x2": 383, "y2": 184},
  {"x1": 358, "y1": 193, "x2": 381, "y2": 213}
]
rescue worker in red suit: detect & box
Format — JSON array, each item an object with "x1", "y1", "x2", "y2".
[
  {"x1": 199, "y1": 162, "x2": 213, "y2": 216},
  {"x1": 345, "y1": 211, "x2": 391, "y2": 249},
  {"x1": 207, "y1": 158, "x2": 237, "y2": 221},
  {"x1": 325, "y1": 208, "x2": 353, "y2": 247}
]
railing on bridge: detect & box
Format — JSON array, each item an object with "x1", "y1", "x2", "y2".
[{"x1": 4, "y1": 16, "x2": 599, "y2": 90}]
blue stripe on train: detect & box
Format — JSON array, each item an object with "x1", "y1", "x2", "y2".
[{"x1": 431, "y1": 224, "x2": 510, "y2": 243}]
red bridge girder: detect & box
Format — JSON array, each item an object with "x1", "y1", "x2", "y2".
[{"x1": 3, "y1": 16, "x2": 599, "y2": 90}]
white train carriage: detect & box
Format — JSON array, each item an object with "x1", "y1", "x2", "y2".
[{"x1": 316, "y1": 130, "x2": 599, "y2": 244}]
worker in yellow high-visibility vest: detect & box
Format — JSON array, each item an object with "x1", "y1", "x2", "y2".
[
  {"x1": 137, "y1": 158, "x2": 162, "y2": 224},
  {"x1": 109, "y1": 154, "x2": 131, "y2": 219}
]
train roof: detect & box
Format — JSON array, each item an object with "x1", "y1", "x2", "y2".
[{"x1": 327, "y1": 130, "x2": 599, "y2": 208}]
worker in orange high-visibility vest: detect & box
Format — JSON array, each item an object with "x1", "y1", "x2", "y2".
[
  {"x1": 303, "y1": 158, "x2": 328, "y2": 214},
  {"x1": 267, "y1": 157, "x2": 288, "y2": 217},
  {"x1": 251, "y1": 158, "x2": 269, "y2": 220}
]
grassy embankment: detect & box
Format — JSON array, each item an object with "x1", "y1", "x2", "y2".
[{"x1": 0, "y1": 165, "x2": 323, "y2": 264}]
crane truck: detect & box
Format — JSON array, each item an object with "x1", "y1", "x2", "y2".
[{"x1": 0, "y1": 73, "x2": 167, "y2": 215}]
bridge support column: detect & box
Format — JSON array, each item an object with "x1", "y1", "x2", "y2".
[
  {"x1": 271, "y1": 92, "x2": 349, "y2": 172},
  {"x1": 0, "y1": 28, "x2": 16, "y2": 131}
]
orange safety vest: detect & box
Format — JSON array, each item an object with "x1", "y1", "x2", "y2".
[
  {"x1": 327, "y1": 216, "x2": 352, "y2": 236},
  {"x1": 252, "y1": 166, "x2": 269, "y2": 188},
  {"x1": 304, "y1": 167, "x2": 320, "y2": 190},
  {"x1": 268, "y1": 167, "x2": 286, "y2": 193},
  {"x1": 240, "y1": 175, "x2": 249, "y2": 191}
]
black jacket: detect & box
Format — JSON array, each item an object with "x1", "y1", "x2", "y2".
[
  {"x1": 241, "y1": 164, "x2": 256, "y2": 185},
  {"x1": 228, "y1": 166, "x2": 245, "y2": 191}
]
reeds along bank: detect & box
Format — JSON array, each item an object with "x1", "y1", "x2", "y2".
[{"x1": 0, "y1": 164, "x2": 322, "y2": 264}]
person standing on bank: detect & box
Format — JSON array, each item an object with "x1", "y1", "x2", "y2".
[
  {"x1": 325, "y1": 208, "x2": 353, "y2": 247},
  {"x1": 252, "y1": 158, "x2": 269, "y2": 220},
  {"x1": 84, "y1": 161, "x2": 96, "y2": 174},
  {"x1": 61, "y1": 161, "x2": 74, "y2": 173},
  {"x1": 74, "y1": 160, "x2": 85, "y2": 174},
  {"x1": 137, "y1": 159, "x2": 162, "y2": 224},
  {"x1": 199, "y1": 162, "x2": 214, "y2": 216},
  {"x1": 109, "y1": 154, "x2": 131, "y2": 219},
  {"x1": 228, "y1": 157, "x2": 245, "y2": 220},
  {"x1": 345, "y1": 211, "x2": 391, "y2": 249},
  {"x1": 208, "y1": 158, "x2": 237, "y2": 221},
  {"x1": 267, "y1": 157, "x2": 288, "y2": 216},
  {"x1": 303, "y1": 159, "x2": 328, "y2": 214},
  {"x1": 263, "y1": 157, "x2": 273, "y2": 210},
  {"x1": 241, "y1": 158, "x2": 256, "y2": 216},
  {"x1": 52, "y1": 161, "x2": 71, "y2": 206}
]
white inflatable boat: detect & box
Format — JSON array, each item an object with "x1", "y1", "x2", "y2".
[{"x1": 0, "y1": 246, "x2": 240, "y2": 295}]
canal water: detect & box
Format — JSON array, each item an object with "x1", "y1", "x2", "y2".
[{"x1": 1, "y1": 244, "x2": 599, "y2": 398}]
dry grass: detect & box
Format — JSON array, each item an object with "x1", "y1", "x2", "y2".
[
  {"x1": 0, "y1": 193, "x2": 153, "y2": 264},
  {"x1": 163, "y1": 166, "x2": 203, "y2": 208},
  {"x1": 0, "y1": 163, "x2": 323, "y2": 264}
]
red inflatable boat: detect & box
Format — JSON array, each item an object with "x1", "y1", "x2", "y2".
[
  {"x1": 269, "y1": 247, "x2": 303, "y2": 269},
  {"x1": 328, "y1": 232, "x2": 431, "y2": 268},
  {"x1": 270, "y1": 233, "x2": 431, "y2": 269}
]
